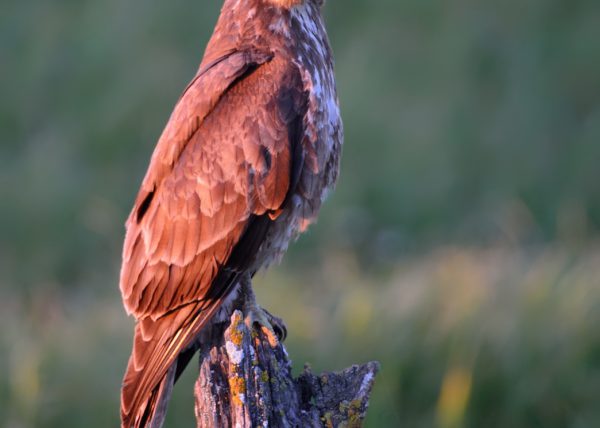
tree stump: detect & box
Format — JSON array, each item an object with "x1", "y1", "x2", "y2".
[{"x1": 194, "y1": 310, "x2": 379, "y2": 427}]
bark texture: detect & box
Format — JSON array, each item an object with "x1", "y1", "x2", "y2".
[{"x1": 194, "y1": 310, "x2": 379, "y2": 427}]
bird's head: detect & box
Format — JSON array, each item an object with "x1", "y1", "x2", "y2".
[{"x1": 265, "y1": 0, "x2": 324, "y2": 9}]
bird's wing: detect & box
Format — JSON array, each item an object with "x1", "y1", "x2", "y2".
[
  {"x1": 119, "y1": 51, "x2": 307, "y2": 428},
  {"x1": 120, "y1": 49, "x2": 303, "y2": 317}
]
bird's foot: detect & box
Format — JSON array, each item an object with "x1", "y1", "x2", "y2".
[{"x1": 243, "y1": 301, "x2": 287, "y2": 347}]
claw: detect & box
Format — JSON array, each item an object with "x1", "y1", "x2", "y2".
[
  {"x1": 243, "y1": 301, "x2": 287, "y2": 347},
  {"x1": 262, "y1": 308, "x2": 287, "y2": 342}
]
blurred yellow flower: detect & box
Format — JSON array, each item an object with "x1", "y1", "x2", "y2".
[{"x1": 436, "y1": 366, "x2": 472, "y2": 428}]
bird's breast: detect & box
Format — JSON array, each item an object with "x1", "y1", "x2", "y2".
[{"x1": 254, "y1": 58, "x2": 342, "y2": 271}]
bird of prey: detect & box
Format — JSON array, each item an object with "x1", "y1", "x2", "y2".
[{"x1": 118, "y1": 0, "x2": 342, "y2": 426}]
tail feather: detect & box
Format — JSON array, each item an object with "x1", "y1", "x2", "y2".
[
  {"x1": 120, "y1": 301, "x2": 223, "y2": 428},
  {"x1": 120, "y1": 225, "x2": 253, "y2": 428}
]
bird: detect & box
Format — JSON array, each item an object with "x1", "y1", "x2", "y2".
[{"x1": 118, "y1": 0, "x2": 342, "y2": 426}]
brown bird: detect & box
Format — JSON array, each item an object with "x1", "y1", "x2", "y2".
[{"x1": 119, "y1": 0, "x2": 342, "y2": 426}]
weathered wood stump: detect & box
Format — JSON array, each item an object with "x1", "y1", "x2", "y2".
[{"x1": 194, "y1": 310, "x2": 379, "y2": 427}]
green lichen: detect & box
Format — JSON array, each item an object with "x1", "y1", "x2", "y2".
[
  {"x1": 346, "y1": 399, "x2": 363, "y2": 427},
  {"x1": 350, "y1": 399, "x2": 363, "y2": 411},
  {"x1": 321, "y1": 412, "x2": 334, "y2": 428},
  {"x1": 332, "y1": 399, "x2": 363, "y2": 428}
]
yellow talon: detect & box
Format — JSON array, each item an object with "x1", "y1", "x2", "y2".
[{"x1": 243, "y1": 300, "x2": 287, "y2": 347}]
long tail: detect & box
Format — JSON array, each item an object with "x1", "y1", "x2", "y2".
[
  {"x1": 120, "y1": 216, "x2": 267, "y2": 427},
  {"x1": 120, "y1": 301, "x2": 222, "y2": 428}
]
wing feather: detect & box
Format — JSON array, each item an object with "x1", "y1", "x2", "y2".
[{"x1": 120, "y1": 51, "x2": 308, "y2": 428}]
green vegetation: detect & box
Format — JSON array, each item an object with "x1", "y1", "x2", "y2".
[{"x1": 1, "y1": 0, "x2": 599, "y2": 426}]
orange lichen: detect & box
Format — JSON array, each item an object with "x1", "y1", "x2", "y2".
[
  {"x1": 229, "y1": 376, "x2": 246, "y2": 406},
  {"x1": 228, "y1": 315, "x2": 245, "y2": 347}
]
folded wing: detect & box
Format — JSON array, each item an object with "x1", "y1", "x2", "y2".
[{"x1": 119, "y1": 51, "x2": 307, "y2": 427}]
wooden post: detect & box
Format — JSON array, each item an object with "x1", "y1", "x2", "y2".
[{"x1": 194, "y1": 310, "x2": 379, "y2": 427}]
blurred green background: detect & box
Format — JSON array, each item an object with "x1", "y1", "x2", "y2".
[{"x1": 2, "y1": 0, "x2": 600, "y2": 427}]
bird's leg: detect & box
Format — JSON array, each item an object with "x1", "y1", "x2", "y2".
[{"x1": 239, "y1": 275, "x2": 287, "y2": 345}]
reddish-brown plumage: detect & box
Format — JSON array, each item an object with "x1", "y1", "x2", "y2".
[{"x1": 119, "y1": 1, "x2": 342, "y2": 427}]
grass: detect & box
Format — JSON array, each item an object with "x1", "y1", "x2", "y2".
[
  {"x1": 2, "y1": 1, "x2": 599, "y2": 427},
  {"x1": 2, "y1": 243, "x2": 599, "y2": 427}
]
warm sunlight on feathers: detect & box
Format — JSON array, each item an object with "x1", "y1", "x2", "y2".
[{"x1": 265, "y1": 0, "x2": 305, "y2": 9}]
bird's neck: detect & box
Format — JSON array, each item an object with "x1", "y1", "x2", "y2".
[{"x1": 199, "y1": 0, "x2": 322, "y2": 72}]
